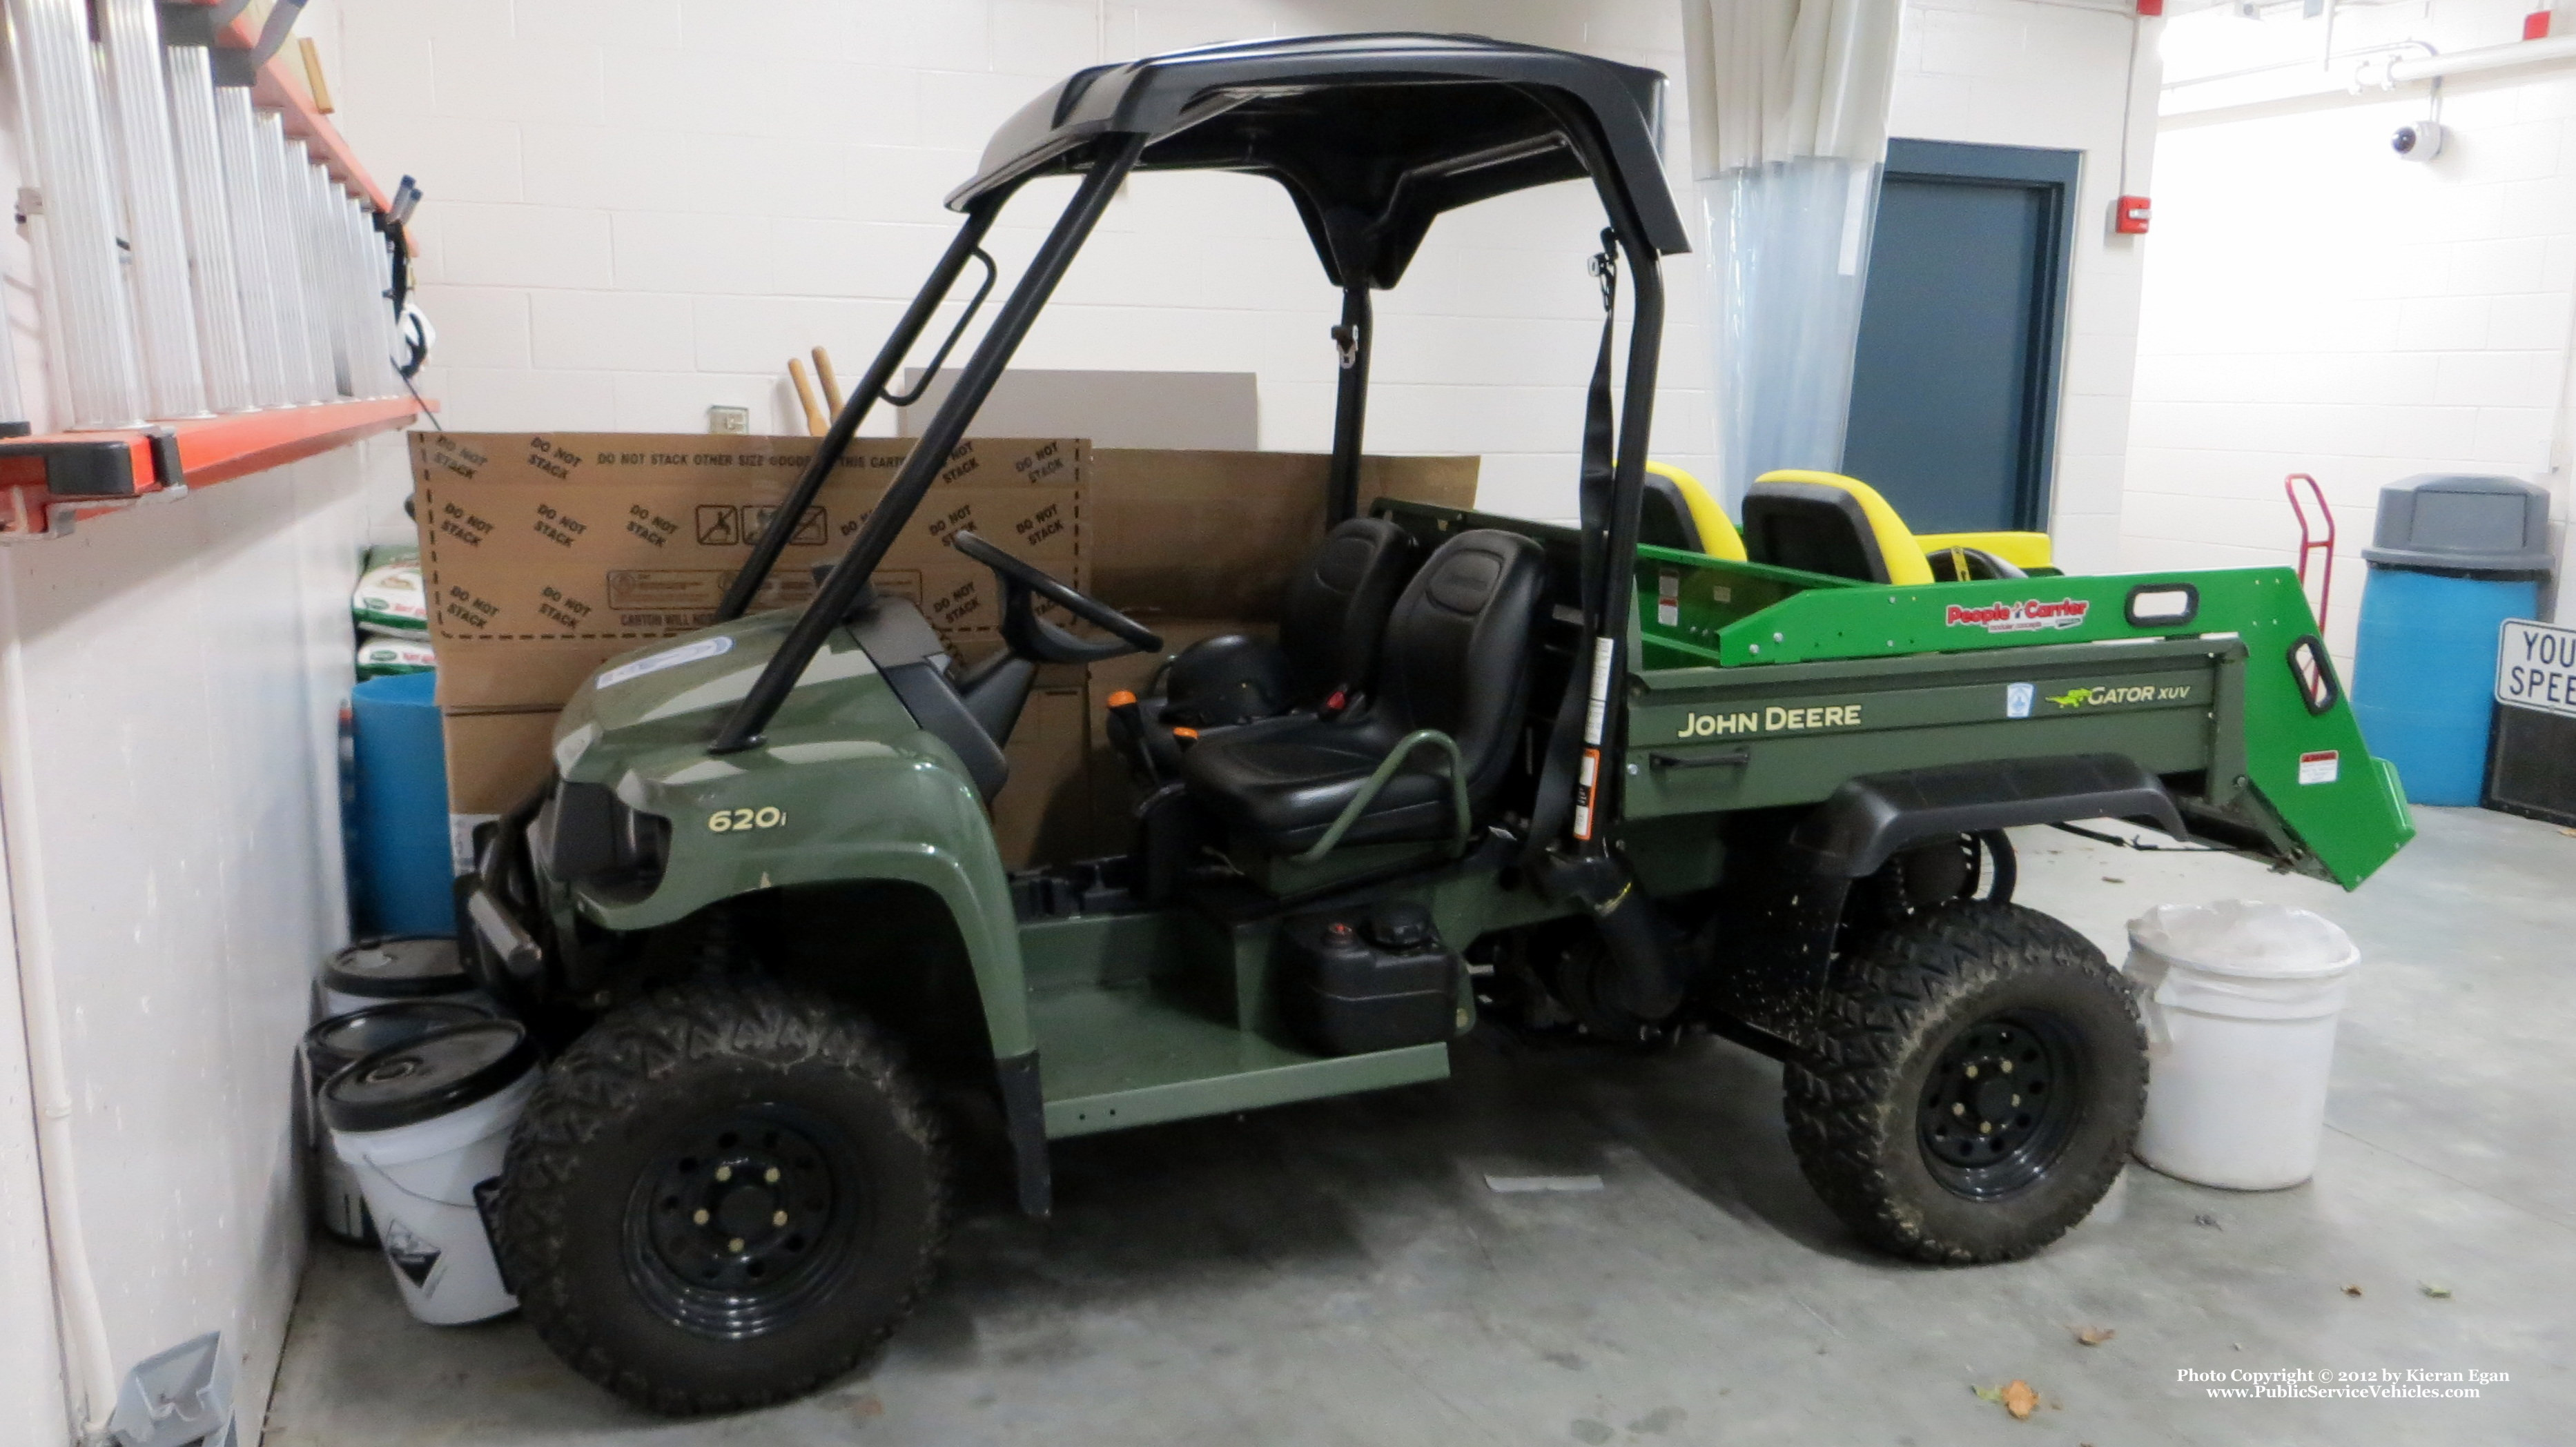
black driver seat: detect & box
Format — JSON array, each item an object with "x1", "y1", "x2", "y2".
[
  {"x1": 1179, "y1": 529, "x2": 1546, "y2": 854},
  {"x1": 1118, "y1": 516, "x2": 1418, "y2": 776}
]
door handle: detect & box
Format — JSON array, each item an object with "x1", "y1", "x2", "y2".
[{"x1": 1647, "y1": 746, "x2": 1751, "y2": 770}]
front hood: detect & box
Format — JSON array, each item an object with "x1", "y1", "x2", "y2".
[{"x1": 549, "y1": 613, "x2": 880, "y2": 778}]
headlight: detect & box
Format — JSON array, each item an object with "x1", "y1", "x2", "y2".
[{"x1": 538, "y1": 779, "x2": 671, "y2": 905}]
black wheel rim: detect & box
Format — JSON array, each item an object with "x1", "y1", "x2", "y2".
[
  {"x1": 1916, "y1": 1008, "x2": 2084, "y2": 1199},
  {"x1": 621, "y1": 1102, "x2": 866, "y2": 1339}
]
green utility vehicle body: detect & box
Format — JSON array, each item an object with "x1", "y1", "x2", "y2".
[
  {"x1": 523, "y1": 501, "x2": 2410, "y2": 1150},
  {"x1": 462, "y1": 35, "x2": 2417, "y2": 1414}
]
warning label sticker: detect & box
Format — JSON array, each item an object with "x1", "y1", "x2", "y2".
[{"x1": 2298, "y1": 750, "x2": 2340, "y2": 786}]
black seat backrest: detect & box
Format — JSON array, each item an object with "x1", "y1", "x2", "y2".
[
  {"x1": 1278, "y1": 516, "x2": 1417, "y2": 700},
  {"x1": 1638, "y1": 471, "x2": 1702, "y2": 553},
  {"x1": 1741, "y1": 480, "x2": 1892, "y2": 583},
  {"x1": 1374, "y1": 529, "x2": 1547, "y2": 796}
]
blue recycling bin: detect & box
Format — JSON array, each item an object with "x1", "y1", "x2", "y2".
[
  {"x1": 2348, "y1": 475, "x2": 2555, "y2": 807},
  {"x1": 2352, "y1": 569, "x2": 2539, "y2": 805},
  {"x1": 349, "y1": 671, "x2": 453, "y2": 936}
]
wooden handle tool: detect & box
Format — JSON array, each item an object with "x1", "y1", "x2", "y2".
[
  {"x1": 811, "y1": 346, "x2": 843, "y2": 413},
  {"x1": 788, "y1": 357, "x2": 826, "y2": 436}
]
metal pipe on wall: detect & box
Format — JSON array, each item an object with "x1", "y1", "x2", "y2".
[
  {"x1": 2385, "y1": 33, "x2": 2576, "y2": 83},
  {"x1": 96, "y1": 0, "x2": 208, "y2": 418},
  {"x1": 3, "y1": 0, "x2": 148, "y2": 429},
  {"x1": 162, "y1": 43, "x2": 257, "y2": 413}
]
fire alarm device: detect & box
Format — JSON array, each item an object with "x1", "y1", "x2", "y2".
[
  {"x1": 2115, "y1": 195, "x2": 2151, "y2": 235},
  {"x1": 2526, "y1": 9, "x2": 2552, "y2": 39},
  {"x1": 2137, "y1": 0, "x2": 2164, "y2": 13}
]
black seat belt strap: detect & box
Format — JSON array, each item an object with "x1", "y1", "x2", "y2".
[{"x1": 1523, "y1": 231, "x2": 1620, "y2": 867}]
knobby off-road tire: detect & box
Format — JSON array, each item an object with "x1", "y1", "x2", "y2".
[
  {"x1": 497, "y1": 981, "x2": 948, "y2": 1415},
  {"x1": 1785, "y1": 900, "x2": 2145, "y2": 1264}
]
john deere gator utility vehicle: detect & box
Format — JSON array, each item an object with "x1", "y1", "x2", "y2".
[{"x1": 460, "y1": 34, "x2": 2414, "y2": 1415}]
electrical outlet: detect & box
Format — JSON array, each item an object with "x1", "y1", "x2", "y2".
[{"x1": 708, "y1": 405, "x2": 750, "y2": 435}]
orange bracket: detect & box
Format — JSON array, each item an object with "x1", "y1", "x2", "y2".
[{"x1": 0, "y1": 398, "x2": 430, "y2": 540}]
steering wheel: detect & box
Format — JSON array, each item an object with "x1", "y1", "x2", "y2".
[{"x1": 949, "y1": 530, "x2": 1163, "y2": 664}]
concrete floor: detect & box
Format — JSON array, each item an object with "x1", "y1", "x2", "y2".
[{"x1": 266, "y1": 807, "x2": 2576, "y2": 1445}]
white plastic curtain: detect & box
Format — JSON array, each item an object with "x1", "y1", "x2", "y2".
[{"x1": 1679, "y1": 0, "x2": 1902, "y2": 506}]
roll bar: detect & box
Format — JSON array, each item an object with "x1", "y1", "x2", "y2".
[
  {"x1": 705, "y1": 74, "x2": 1665, "y2": 868},
  {"x1": 710, "y1": 137, "x2": 1148, "y2": 754}
]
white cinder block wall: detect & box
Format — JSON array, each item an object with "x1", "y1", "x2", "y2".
[
  {"x1": 314, "y1": 0, "x2": 1719, "y2": 522},
  {"x1": 0, "y1": 19, "x2": 399, "y2": 1439},
  {"x1": 2130, "y1": 0, "x2": 2576, "y2": 659},
  {"x1": 313, "y1": 0, "x2": 2154, "y2": 533},
  {"x1": 0, "y1": 448, "x2": 388, "y2": 1442}
]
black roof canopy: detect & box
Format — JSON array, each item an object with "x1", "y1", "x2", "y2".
[{"x1": 948, "y1": 32, "x2": 1691, "y2": 288}]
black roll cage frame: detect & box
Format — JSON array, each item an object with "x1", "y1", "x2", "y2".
[{"x1": 705, "y1": 64, "x2": 1676, "y2": 864}]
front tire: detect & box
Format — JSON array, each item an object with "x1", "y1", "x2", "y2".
[
  {"x1": 497, "y1": 981, "x2": 947, "y2": 1415},
  {"x1": 1785, "y1": 900, "x2": 2144, "y2": 1263}
]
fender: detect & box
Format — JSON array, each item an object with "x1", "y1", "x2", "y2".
[
  {"x1": 1789, "y1": 752, "x2": 2184, "y2": 880},
  {"x1": 1706, "y1": 754, "x2": 2183, "y2": 1059}
]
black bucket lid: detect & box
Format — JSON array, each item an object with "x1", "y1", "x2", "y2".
[
  {"x1": 322, "y1": 1021, "x2": 538, "y2": 1134},
  {"x1": 322, "y1": 936, "x2": 473, "y2": 1000},
  {"x1": 303, "y1": 1001, "x2": 492, "y2": 1076}
]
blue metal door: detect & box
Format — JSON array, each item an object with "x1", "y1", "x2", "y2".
[{"x1": 1842, "y1": 140, "x2": 2080, "y2": 533}]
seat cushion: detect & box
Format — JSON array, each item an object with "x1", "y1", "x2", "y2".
[{"x1": 1178, "y1": 714, "x2": 1458, "y2": 852}]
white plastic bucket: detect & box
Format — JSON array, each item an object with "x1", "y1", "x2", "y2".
[
  {"x1": 302, "y1": 1001, "x2": 491, "y2": 1246},
  {"x1": 2127, "y1": 899, "x2": 2358, "y2": 1190},
  {"x1": 324, "y1": 1021, "x2": 540, "y2": 1324}
]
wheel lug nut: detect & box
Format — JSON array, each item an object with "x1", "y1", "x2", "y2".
[
  {"x1": 2001, "y1": 1060, "x2": 2013, "y2": 1074},
  {"x1": 728, "y1": 1237, "x2": 745, "y2": 1252},
  {"x1": 715, "y1": 1165, "x2": 732, "y2": 1182},
  {"x1": 1980, "y1": 1122, "x2": 1993, "y2": 1134},
  {"x1": 2011, "y1": 1094, "x2": 2020, "y2": 1107},
  {"x1": 692, "y1": 1209, "x2": 710, "y2": 1225},
  {"x1": 773, "y1": 1210, "x2": 788, "y2": 1226},
  {"x1": 1951, "y1": 1103, "x2": 1965, "y2": 1116},
  {"x1": 765, "y1": 1168, "x2": 781, "y2": 1184},
  {"x1": 1964, "y1": 1065, "x2": 1978, "y2": 1079}
]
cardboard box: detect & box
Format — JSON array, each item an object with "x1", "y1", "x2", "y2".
[
  {"x1": 1089, "y1": 449, "x2": 1477, "y2": 619},
  {"x1": 416, "y1": 432, "x2": 1086, "y2": 711},
  {"x1": 442, "y1": 706, "x2": 560, "y2": 871},
  {"x1": 991, "y1": 685, "x2": 1096, "y2": 867}
]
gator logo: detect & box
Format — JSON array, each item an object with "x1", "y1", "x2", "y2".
[
  {"x1": 1945, "y1": 598, "x2": 2091, "y2": 634},
  {"x1": 2046, "y1": 683, "x2": 2193, "y2": 709}
]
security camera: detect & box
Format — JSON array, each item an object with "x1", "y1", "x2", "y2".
[{"x1": 2392, "y1": 120, "x2": 2445, "y2": 161}]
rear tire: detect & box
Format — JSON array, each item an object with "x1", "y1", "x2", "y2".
[
  {"x1": 497, "y1": 981, "x2": 947, "y2": 1415},
  {"x1": 1784, "y1": 901, "x2": 2143, "y2": 1263}
]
